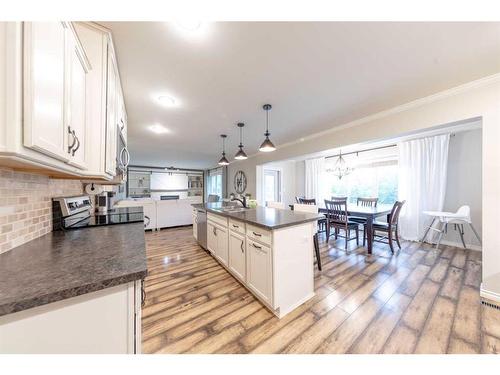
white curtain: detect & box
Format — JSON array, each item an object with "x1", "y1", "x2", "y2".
[
  {"x1": 305, "y1": 157, "x2": 326, "y2": 207},
  {"x1": 398, "y1": 134, "x2": 450, "y2": 241}
]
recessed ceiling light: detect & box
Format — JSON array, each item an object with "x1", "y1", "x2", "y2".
[
  {"x1": 148, "y1": 124, "x2": 170, "y2": 134},
  {"x1": 169, "y1": 20, "x2": 211, "y2": 40},
  {"x1": 157, "y1": 95, "x2": 176, "y2": 107}
]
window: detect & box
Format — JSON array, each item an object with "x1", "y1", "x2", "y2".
[
  {"x1": 325, "y1": 162, "x2": 398, "y2": 204},
  {"x1": 263, "y1": 169, "x2": 281, "y2": 203},
  {"x1": 207, "y1": 168, "x2": 223, "y2": 199}
]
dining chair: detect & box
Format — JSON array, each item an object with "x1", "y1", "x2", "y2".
[
  {"x1": 267, "y1": 201, "x2": 285, "y2": 209},
  {"x1": 295, "y1": 196, "x2": 305, "y2": 204},
  {"x1": 298, "y1": 198, "x2": 316, "y2": 205},
  {"x1": 331, "y1": 196, "x2": 348, "y2": 201},
  {"x1": 350, "y1": 197, "x2": 379, "y2": 224},
  {"x1": 364, "y1": 200, "x2": 405, "y2": 254},
  {"x1": 298, "y1": 198, "x2": 327, "y2": 232},
  {"x1": 324, "y1": 198, "x2": 359, "y2": 251},
  {"x1": 294, "y1": 203, "x2": 322, "y2": 271}
]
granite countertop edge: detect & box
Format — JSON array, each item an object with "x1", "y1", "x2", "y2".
[
  {"x1": 0, "y1": 270, "x2": 147, "y2": 317},
  {"x1": 192, "y1": 203, "x2": 322, "y2": 230}
]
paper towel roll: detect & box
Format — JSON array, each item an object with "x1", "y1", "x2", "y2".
[{"x1": 85, "y1": 183, "x2": 103, "y2": 195}]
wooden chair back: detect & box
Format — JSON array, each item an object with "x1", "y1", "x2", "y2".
[
  {"x1": 389, "y1": 200, "x2": 406, "y2": 226},
  {"x1": 357, "y1": 197, "x2": 378, "y2": 207},
  {"x1": 324, "y1": 198, "x2": 348, "y2": 224},
  {"x1": 299, "y1": 198, "x2": 316, "y2": 205},
  {"x1": 295, "y1": 196, "x2": 304, "y2": 203},
  {"x1": 331, "y1": 196, "x2": 348, "y2": 202}
]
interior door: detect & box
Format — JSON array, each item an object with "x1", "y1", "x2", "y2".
[
  {"x1": 229, "y1": 231, "x2": 246, "y2": 281},
  {"x1": 65, "y1": 27, "x2": 88, "y2": 169},
  {"x1": 23, "y1": 22, "x2": 68, "y2": 161},
  {"x1": 263, "y1": 169, "x2": 281, "y2": 203}
]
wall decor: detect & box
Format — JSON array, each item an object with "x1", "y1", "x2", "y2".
[{"x1": 234, "y1": 170, "x2": 247, "y2": 194}]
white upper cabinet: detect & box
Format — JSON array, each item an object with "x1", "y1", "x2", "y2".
[
  {"x1": 64, "y1": 25, "x2": 90, "y2": 169},
  {"x1": 105, "y1": 45, "x2": 118, "y2": 176},
  {"x1": 23, "y1": 22, "x2": 68, "y2": 162},
  {"x1": 0, "y1": 22, "x2": 126, "y2": 180}
]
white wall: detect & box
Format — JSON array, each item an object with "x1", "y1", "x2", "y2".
[
  {"x1": 442, "y1": 128, "x2": 482, "y2": 248},
  {"x1": 226, "y1": 75, "x2": 500, "y2": 281}
]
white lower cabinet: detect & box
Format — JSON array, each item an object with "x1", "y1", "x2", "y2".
[
  {"x1": 192, "y1": 209, "x2": 198, "y2": 239},
  {"x1": 228, "y1": 230, "x2": 246, "y2": 282},
  {"x1": 0, "y1": 281, "x2": 141, "y2": 354},
  {"x1": 215, "y1": 224, "x2": 229, "y2": 266},
  {"x1": 207, "y1": 221, "x2": 217, "y2": 256},
  {"x1": 246, "y1": 239, "x2": 273, "y2": 306}
]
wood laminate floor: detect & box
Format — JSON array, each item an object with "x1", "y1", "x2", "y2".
[{"x1": 142, "y1": 226, "x2": 500, "y2": 354}]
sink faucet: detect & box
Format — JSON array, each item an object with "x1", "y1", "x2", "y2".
[{"x1": 231, "y1": 194, "x2": 247, "y2": 208}]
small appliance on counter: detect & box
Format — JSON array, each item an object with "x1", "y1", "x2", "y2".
[
  {"x1": 52, "y1": 195, "x2": 144, "y2": 231},
  {"x1": 96, "y1": 191, "x2": 116, "y2": 213}
]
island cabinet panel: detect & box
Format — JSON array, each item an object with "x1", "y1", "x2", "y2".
[
  {"x1": 229, "y1": 218, "x2": 245, "y2": 235},
  {"x1": 246, "y1": 239, "x2": 273, "y2": 306},
  {"x1": 192, "y1": 209, "x2": 198, "y2": 239},
  {"x1": 228, "y1": 230, "x2": 246, "y2": 282},
  {"x1": 215, "y1": 225, "x2": 229, "y2": 266}
]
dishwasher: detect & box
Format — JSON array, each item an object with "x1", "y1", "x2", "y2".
[{"x1": 196, "y1": 208, "x2": 207, "y2": 250}]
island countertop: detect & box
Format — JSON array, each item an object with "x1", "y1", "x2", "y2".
[
  {"x1": 192, "y1": 202, "x2": 322, "y2": 230},
  {"x1": 0, "y1": 222, "x2": 147, "y2": 317}
]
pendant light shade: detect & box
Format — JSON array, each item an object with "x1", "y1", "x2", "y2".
[
  {"x1": 259, "y1": 104, "x2": 276, "y2": 152},
  {"x1": 234, "y1": 122, "x2": 248, "y2": 160},
  {"x1": 218, "y1": 134, "x2": 229, "y2": 166}
]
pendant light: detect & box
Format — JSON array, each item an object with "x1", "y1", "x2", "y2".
[
  {"x1": 218, "y1": 134, "x2": 229, "y2": 166},
  {"x1": 234, "y1": 122, "x2": 248, "y2": 160},
  {"x1": 259, "y1": 104, "x2": 276, "y2": 152}
]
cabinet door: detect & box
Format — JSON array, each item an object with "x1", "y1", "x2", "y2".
[
  {"x1": 105, "y1": 45, "x2": 117, "y2": 176},
  {"x1": 229, "y1": 231, "x2": 246, "y2": 282},
  {"x1": 23, "y1": 22, "x2": 68, "y2": 161},
  {"x1": 207, "y1": 222, "x2": 217, "y2": 255},
  {"x1": 216, "y1": 226, "x2": 229, "y2": 267},
  {"x1": 65, "y1": 27, "x2": 88, "y2": 169},
  {"x1": 246, "y1": 240, "x2": 272, "y2": 305}
]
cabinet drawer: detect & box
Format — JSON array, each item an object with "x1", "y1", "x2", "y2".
[
  {"x1": 246, "y1": 224, "x2": 272, "y2": 245},
  {"x1": 207, "y1": 213, "x2": 228, "y2": 228},
  {"x1": 229, "y1": 219, "x2": 245, "y2": 234}
]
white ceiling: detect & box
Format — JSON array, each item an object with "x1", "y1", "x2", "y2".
[{"x1": 100, "y1": 22, "x2": 500, "y2": 169}]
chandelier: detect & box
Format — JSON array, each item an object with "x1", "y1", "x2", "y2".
[{"x1": 327, "y1": 150, "x2": 353, "y2": 180}]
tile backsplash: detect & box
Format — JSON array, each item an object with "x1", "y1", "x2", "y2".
[{"x1": 0, "y1": 167, "x2": 83, "y2": 254}]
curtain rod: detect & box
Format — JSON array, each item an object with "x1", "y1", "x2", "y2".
[
  {"x1": 325, "y1": 144, "x2": 397, "y2": 160},
  {"x1": 324, "y1": 132, "x2": 456, "y2": 160}
]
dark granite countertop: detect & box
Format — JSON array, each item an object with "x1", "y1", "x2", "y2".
[
  {"x1": 0, "y1": 222, "x2": 147, "y2": 317},
  {"x1": 192, "y1": 202, "x2": 322, "y2": 230}
]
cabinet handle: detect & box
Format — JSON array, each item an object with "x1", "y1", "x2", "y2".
[
  {"x1": 213, "y1": 227, "x2": 217, "y2": 236},
  {"x1": 141, "y1": 279, "x2": 146, "y2": 307},
  {"x1": 240, "y1": 240, "x2": 244, "y2": 253},
  {"x1": 144, "y1": 215, "x2": 150, "y2": 228},
  {"x1": 252, "y1": 231, "x2": 262, "y2": 237},
  {"x1": 252, "y1": 243, "x2": 262, "y2": 250},
  {"x1": 232, "y1": 224, "x2": 239, "y2": 228},
  {"x1": 71, "y1": 134, "x2": 80, "y2": 156},
  {"x1": 67, "y1": 126, "x2": 77, "y2": 153}
]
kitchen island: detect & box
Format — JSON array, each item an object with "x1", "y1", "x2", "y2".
[
  {"x1": 0, "y1": 222, "x2": 147, "y2": 354},
  {"x1": 192, "y1": 203, "x2": 321, "y2": 318}
]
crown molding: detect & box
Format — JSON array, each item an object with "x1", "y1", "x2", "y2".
[{"x1": 233, "y1": 72, "x2": 500, "y2": 164}]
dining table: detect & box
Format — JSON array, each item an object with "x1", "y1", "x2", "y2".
[{"x1": 290, "y1": 203, "x2": 394, "y2": 255}]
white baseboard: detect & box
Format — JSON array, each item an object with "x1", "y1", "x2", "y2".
[
  {"x1": 439, "y1": 240, "x2": 481, "y2": 252},
  {"x1": 480, "y1": 283, "x2": 500, "y2": 305}
]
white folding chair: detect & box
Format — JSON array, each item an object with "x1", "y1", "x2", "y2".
[
  {"x1": 421, "y1": 205, "x2": 481, "y2": 249},
  {"x1": 266, "y1": 201, "x2": 285, "y2": 209},
  {"x1": 294, "y1": 204, "x2": 322, "y2": 271}
]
